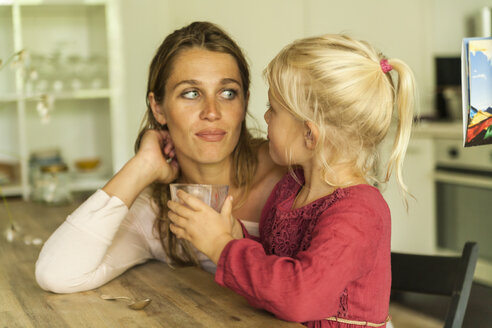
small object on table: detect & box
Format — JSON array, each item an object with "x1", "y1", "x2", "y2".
[{"x1": 100, "y1": 294, "x2": 151, "y2": 310}]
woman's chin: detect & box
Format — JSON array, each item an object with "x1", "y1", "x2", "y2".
[{"x1": 179, "y1": 148, "x2": 234, "y2": 166}]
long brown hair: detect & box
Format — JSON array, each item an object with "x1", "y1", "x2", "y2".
[{"x1": 135, "y1": 22, "x2": 262, "y2": 266}]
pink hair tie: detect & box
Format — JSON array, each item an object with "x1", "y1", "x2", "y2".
[{"x1": 380, "y1": 59, "x2": 392, "y2": 73}]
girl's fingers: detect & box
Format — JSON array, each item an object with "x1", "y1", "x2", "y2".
[
  {"x1": 169, "y1": 223, "x2": 190, "y2": 241},
  {"x1": 167, "y1": 201, "x2": 194, "y2": 220},
  {"x1": 174, "y1": 190, "x2": 207, "y2": 211},
  {"x1": 167, "y1": 211, "x2": 187, "y2": 228},
  {"x1": 220, "y1": 195, "x2": 233, "y2": 217},
  {"x1": 164, "y1": 142, "x2": 173, "y2": 154}
]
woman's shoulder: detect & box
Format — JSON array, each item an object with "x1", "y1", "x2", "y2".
[
  {"x1": 255, "y1": 141, "x2": 287, "y2": 183},
  {"x1": 232, "y1": 141, "x2": 286, "y2": 222}
]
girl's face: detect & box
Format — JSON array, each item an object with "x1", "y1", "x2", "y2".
[
  {"x1": 264, "y1": 89, "x2": 306, "y2": 166},
  {"x1": 152, "y1": 48, "x2": 246, "y2": 166}
]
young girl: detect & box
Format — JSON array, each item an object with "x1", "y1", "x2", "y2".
[{"x1": 167, "y1": 34, "x2": 416, "y2": 327}]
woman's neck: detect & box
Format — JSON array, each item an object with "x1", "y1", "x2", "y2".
[{"x1": 177, "y1": 156, "x2": 234, "y2": 186}]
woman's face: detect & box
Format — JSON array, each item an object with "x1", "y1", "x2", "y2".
[{"x1": 152, "y1": 48, "x2": 246, "y2": 166}]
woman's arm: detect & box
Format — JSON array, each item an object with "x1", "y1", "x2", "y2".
[
  {"x1": 35, "y1": 129, "x2": 178, "y2": 293},
  {"x1": 35, "y1": 190, "x2": 158, "y2": 293},
  {"x1": 103, "y1": 129, "x2": 178, "y2": 207}
]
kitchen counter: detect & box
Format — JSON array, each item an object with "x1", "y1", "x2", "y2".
[{"x1": 412, "y1": 120, "x2": 463, "y2": 139}]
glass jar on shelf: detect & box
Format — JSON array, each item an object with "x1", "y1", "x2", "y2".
[{"x1": 31, "y1": 163, "x2": 72, "y2": 205}]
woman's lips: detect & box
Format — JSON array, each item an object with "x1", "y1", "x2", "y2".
[{"x1": 195, "y1": 129, "x2": 227, "y2": 142}]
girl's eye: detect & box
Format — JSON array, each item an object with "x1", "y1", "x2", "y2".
[
  {"x1": 221, "y1": 89, "x2": 237, "y2": 100},
  {"x1": 182, "y1": 90, "x2": 199, "y2": 99}
]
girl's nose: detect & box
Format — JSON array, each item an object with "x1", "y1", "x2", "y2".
[
  {"x1": 200, "y1": 98, "x2": 221, "y2": 121},
  {"x1": 264, "y1": 110, "x2": 270, "y2": 124}
]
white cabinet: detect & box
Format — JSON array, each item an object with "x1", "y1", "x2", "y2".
[
  {"x1": 0, "y1": 0, "x2": 123, "y2": 199},
  {"x1": 380, "y1": 134, "x2": 437, "y2": 255}
]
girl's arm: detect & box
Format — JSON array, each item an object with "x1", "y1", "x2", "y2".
[{"x1": 214, "y1": 199, "x2": 388, "y2": 323}]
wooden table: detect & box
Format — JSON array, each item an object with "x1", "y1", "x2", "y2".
[{"x1": 0, "y1": 197, "x2": 302, "y2": 328}]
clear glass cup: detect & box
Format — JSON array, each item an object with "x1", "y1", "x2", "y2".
[{"x1": 169, "y1": 184, "x2": 229, "y2": 211}]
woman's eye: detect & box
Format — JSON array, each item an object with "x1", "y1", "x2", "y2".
[
  {"x1": 221, "y1": 89, "x2": 237, "y2": 100},
  {"x1": 182, "y1": 90, "x2": 199, "y2": 99}
]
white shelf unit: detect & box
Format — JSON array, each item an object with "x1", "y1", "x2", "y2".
[{"x1": 0, "y1": 0, "x2": 123, "y2": 199}]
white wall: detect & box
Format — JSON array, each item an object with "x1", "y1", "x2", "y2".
[
  {"x1": 116, "y1": 0, "x2": 491, "y2": 160},
  {"x1": 433, "y1": 0, "x2": 491, "y2": 55},
  {"x1": 305, "y1": 0, "x2": 435, "y2": 118},
  {"x1": 114, "y1": 0, "x2": 172, "y2": 161},
  {"x1": 167, "y1": 0, "x2": 305, "y2": 135}
]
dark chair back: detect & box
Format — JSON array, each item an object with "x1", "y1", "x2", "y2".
[{"x1": 391, "y1": 242, "x2": 479, "y2": 328}]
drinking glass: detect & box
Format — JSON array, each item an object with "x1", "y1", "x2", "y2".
[{"x1": 169, "y1": 184, "x2": 229, "y2": 211}]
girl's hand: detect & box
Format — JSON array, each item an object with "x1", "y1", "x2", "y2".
[
  {"x1": 136, "y1": 129, "x2": 179, "y2": 184},
  {"x1": 167, "y1": 191, "x2": 239, "y2": 264}
]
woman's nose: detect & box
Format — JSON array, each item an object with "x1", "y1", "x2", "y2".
[{"x1": 200, "y1": 98, "x2": 221, "y2": 121}]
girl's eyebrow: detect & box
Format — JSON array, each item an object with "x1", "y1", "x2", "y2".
[{"x1": 171, "y1": 78, "x2": 242, "y2": 91}]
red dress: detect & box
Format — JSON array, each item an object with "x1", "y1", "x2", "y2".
[{"x1": 215, "y1": 170, "x2": 391, "y2": 327}]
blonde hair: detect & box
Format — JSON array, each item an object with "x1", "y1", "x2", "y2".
[
  {"x1": 264, "y1": 34, "x2": 416, "y2": 200},
  {"x1": 136, "y1": 22, "x2": 263, "y2": 266}
]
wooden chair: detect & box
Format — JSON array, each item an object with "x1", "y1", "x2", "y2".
[{"x1": 391, "y1": 242, "x2": 479, "y2": 328}]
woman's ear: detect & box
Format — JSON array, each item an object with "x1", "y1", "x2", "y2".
[
  {"x1": 304, "y1": 121, "x2": 319, "y2": 150},
  {"x1": 148, "y1": 92, "x2": 167, "y2": 125}
]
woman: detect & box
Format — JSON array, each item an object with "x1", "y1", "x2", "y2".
[{"x1": 35, "y1": 21, "x2": 285, "y2": 293}]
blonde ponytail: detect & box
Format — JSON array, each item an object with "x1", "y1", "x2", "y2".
[{"x1": 383, "y1": 59, "x2": 417, "y2": 204}]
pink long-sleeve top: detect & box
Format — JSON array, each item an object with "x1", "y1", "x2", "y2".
[{"x1": 215, "y1": 170, "x2": 391, "y2": 327}]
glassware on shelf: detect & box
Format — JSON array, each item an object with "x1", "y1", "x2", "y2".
[
  {"x1": 28, "y1": 51, "x2": 108, "y2": 94},
  {"x1": 32, "y1": 163, "x2": 72, "y2": 205},
  {"x1": 30, "y1": 53, "x2": 50, "y2": 94},
  {"x1": 85, "y1": 54, "x2": 108, "y2": 89},
  {"x1": 29, "y1": 149, "x2": 62, "y2": 200},
  {"x1": 67, "y1": 55, "x2": 83, "y2": 91},
  {"x1": 50, "y1": 50, "x2": 64, "y2": 92}
]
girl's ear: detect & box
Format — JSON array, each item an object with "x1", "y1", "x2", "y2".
[
  {"x1": 304, "y1": 121, "x2": 319, "y2": 150},
  {"x1": 148, "y1": 92, "x2": 167, "y2": 125}
]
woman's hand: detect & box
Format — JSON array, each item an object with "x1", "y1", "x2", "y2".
[
  {"x1": 167, "y1": 191, "x2": 240, "y2": 264},
  {"x1": 136, "y1": 129, "x2": 179, "y2": 184},
  {"x1": 103, "y1": 129, "x2": 179, "y2": 207}
]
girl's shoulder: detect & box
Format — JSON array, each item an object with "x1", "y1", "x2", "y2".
[
  {"x1": 323, "y1": 184, "x2": 390, "y2": 229},
  {"x1": 337, "y1": 184, "x2": 387, "y2": 209}
]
